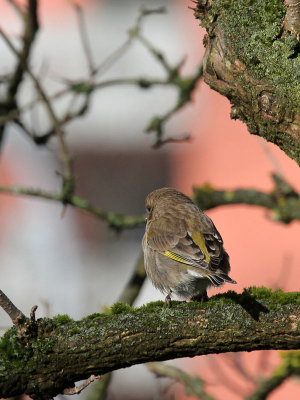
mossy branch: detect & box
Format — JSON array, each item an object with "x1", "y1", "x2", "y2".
[
  {"x1": 193, "y1": 174, "x2": 300, "y2": 224},
  {"x1": 194, "y1": 0, "x2": 300, "y2": 165},
  {"x1": 1, "y1": 287, "x2": 300, "y2": 399}
]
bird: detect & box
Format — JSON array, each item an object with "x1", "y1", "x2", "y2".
[{"x1": 142, "y1": 188, "x2": 236, "y2": 305}]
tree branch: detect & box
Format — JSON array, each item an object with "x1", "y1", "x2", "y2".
[
  {"x1": 147, "y1": 362, "x2": 215, "y2": 400},
  {"x1": 193, "y1": 174, "x2": 300, "y2": 224},
  {"x1": 0, "y1": 172, "x2": 299, "y2": 233},
  {"x1": 0, "y1": 185, "x2": 145, "y2": 230},
  {"x1": 0, "y1": 290, "x2": 26, "y2": 326},
  {"x1": 246, "y1": 351, "x2": 300, "y2": 400},
  {"x1": 194, "y1": 0, "x2": 300, "y2": 165},
  {"x1": 0, "y1": 27, "x2": 74, "y2": 198},
  {"x1": 0, "y1": 287, "x2": 300, "y2": 399},
  {"x1": 5, "y1": 0, "x2": 38, "y2": 102},
  {"x1": 0, "y1": 0, "x2": 39, "y2": 146},
  {"x1": 86, "y1": 253, "x2": 147, "y2": 400}
]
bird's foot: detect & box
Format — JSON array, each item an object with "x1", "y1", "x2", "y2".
[
  {"x1": 191, "y1": 290, "x2": 209, "y2": 303},
  {"x1": 165, "y1": 294, "x2": 172, "y2": 307}
]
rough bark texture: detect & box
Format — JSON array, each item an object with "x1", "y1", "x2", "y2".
[
  {"x1": 0, "y1": 288, "x2": 300, "y2": 399},
  {"x1": 194, "y1": 0, "x2": 300, "y2": 165}
]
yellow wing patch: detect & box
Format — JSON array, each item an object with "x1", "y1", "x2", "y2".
[
  {"x1": 191, "y1": 231, "x2": 210, "y2": 263},
  {"x1": 159, "y1": 250, "x2": 193, "y2": 266}
]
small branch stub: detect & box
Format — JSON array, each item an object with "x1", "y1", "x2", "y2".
[
  {"x1": 63, "y1": 375, "x2": 102, "y2": 395},
  {"x1": 0, "y1": 290, "x2": 26, "y2": 326}
]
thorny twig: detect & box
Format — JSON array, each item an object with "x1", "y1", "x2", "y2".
[{"x1": 73, "y1": 2, "x2": 96, "y2": 77}]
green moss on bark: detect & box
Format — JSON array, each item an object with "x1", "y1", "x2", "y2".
[
  {"x1": 199, "y1": 0, "x2": 299, "y2": 108},
  {"x1": 0, "y1": 287, "x2": 300, "y2": 398},
  {"x1": 195, "y1": 0, "x2": 300, "y2": 164}
]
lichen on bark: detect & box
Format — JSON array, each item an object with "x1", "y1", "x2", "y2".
[
  {"x1": 0, "y1": 287, "x2": 300, "y2": 399},
  {"x1": 194, "y1": 0, "x2": 300, "y2": 164}
]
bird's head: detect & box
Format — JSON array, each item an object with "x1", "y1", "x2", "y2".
[{"x1": 145, "y1": 187, "x2": 193, "y2": 222}]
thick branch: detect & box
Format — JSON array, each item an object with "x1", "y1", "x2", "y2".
[
  {"x1": 0, "y1": 287, "x2": 300, "y2": 398},
  {"x1": 194, "y1": 0, "x2": 300, "y2": 165}
]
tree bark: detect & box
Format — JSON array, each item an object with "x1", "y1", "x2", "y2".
[
  {"x1": 194, "y1": 0, "x2": 300, "y2": 165},
  {"x1": 0, "y1": 288, "x2": 300, "y2": 399}
]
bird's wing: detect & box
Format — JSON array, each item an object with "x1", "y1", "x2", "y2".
[
  {"x1": 145, "y1": 217, "x2": 183, "y2": 251},
  {"x1": 146, "y1": 214, "x2": 236, "y2": 286},
  {"x1": 146, "y1": 215, "x2": 210, "y2": 267}
]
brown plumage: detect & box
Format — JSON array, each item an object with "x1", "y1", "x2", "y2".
[{"x1": 142, "y1": 188, "x2": 236, "y2": 304}]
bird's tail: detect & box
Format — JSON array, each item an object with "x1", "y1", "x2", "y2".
[{"x1": 207, "y1": 273, "x2": 237, "y2": 286}]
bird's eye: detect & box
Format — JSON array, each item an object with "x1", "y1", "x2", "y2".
[{"x1": 146, "y1": 207, "x2": 151, "y2": 213}]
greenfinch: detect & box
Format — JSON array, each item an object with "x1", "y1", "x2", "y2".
[{"x1": 142, "y1": 188, "x2": 236, "y2": 304}]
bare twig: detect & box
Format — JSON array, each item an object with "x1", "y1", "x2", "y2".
[
  {"x1": 63, "y1": 6, "x2": 202, "y2": 148},
  {"x1": 7, "y1": 0, "x2": 25, "y2": 18},
  {"x1": 0, "y1": 27, "x2": 74, "y2": 198},
  {"x1": 135, "y1": 34, "x2": 172, "y2": 72},
  {"x1": 0, "y1": 0, "x2": 39, "y2": 146},
  {"x1": 2, "y1": 4, "x2": 203, "y2": 151},
  {"x1": 6, "y1": 0, "x2": 39, "y2": 101},
  {"x1": 145, "y1": 61, "x2": 203, "y2": 147},
  {"x1": 0, "y1": 290, "x2": 26, "y2": 326},
  {"x1": 63, "y1": 375, "x2": 101, "y2": 395},
  {"x1": 84, "y1": 372, "x2": 112, "y2": 400},
  {"x1": 94, "y1": 39, "x2": 132, "y2": 77},
  {"x1": 152, "y1": 133, "x2": 191, "y2": 149},
  {"x1": 73, "y1": 2, "x2": 96, "y2": 77}
]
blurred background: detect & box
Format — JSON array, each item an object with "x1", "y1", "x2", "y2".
[{"x1": 0, "y1": 0, "x2": 300, "y2": 399}]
